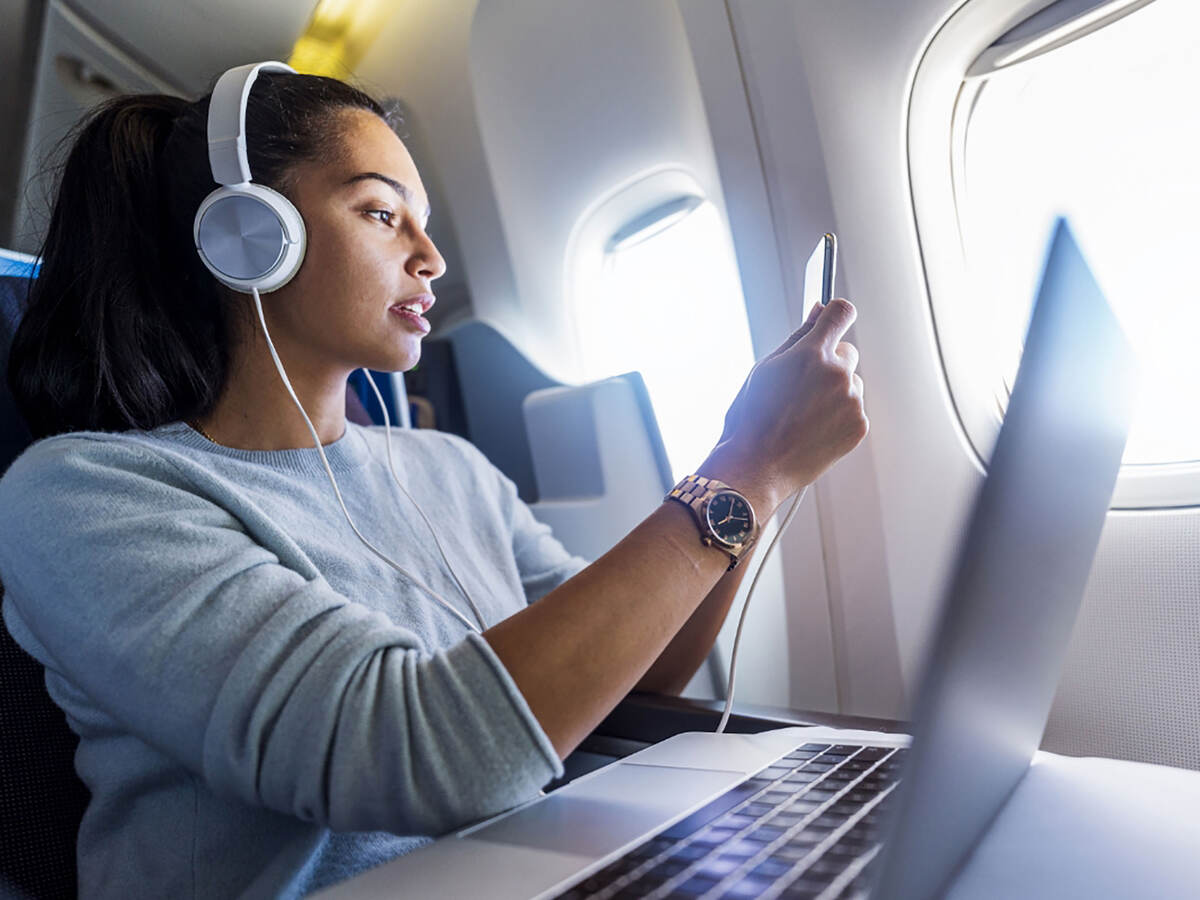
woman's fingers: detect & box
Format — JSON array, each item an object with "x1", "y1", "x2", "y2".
[
  {"x1": 767, "y1": 298, "x2": 827, "y2": 360},
  {"x1": 835, "y1": 340, "x2": 860, "y2": 374},
  {"x1": 769, "y1": 295, "x2": 856, "y2": 364},
  {"x1": 807, "y1": 298, "x2": 857, "y2": 353}
]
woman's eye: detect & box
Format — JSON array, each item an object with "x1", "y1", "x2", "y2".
[{"x1": 366, "y1": 209, "x2": 394, "y2": 226}]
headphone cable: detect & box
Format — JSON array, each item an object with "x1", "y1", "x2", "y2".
[
  {"x1": 358, "y1": 368, "x2": 489, "y2": 630},
  {"x1": 251, "y1": 287, "x2": 485, "y2": 635},
  {"x1": 715, "y1": 484, "x2": 809, "y2": 734}
]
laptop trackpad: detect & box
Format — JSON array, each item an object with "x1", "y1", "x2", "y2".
[{"x1": 469, "y1": 763, "x2": 741, "y2": 857}]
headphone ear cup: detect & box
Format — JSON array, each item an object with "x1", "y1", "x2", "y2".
[{"x1": 194, "y1": 183, "x2": 306, "y2": 293}]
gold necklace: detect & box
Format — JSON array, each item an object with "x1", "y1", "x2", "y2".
[{"x1": 190, "y1": 419, "x2": 219, "y2": 445}]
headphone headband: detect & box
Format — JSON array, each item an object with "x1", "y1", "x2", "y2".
[
  {"x1": 206, "y1": 61, "x2": 296, "y2": 186},
  {"x1": 195, "y1": 60, "x2": 305, "y2": 293}
]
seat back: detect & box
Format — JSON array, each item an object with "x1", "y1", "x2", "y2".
[
  {"x1": 524, "y1": 372, "x2": 674, "y2": 561},
  {"x1": 419, "y1": 318, "x2": 677, "y2": 561},
  {"x1": 0, "y1": 249, "x2": 89, "y2": 898},
  {"x1": 0, "y1": 252, "x2": 37, "y2": 476},
  {"x1": 346, "y1": 368, "x2": 411, "y2": 428},
  {"x1": 0, "y1": 608, "x2": 90, "y2": 900},
  {"x1": 433, "y1": 319, "x2": 561, "y2": 501}
]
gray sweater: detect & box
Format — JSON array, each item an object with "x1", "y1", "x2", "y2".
[{"x1": 0, "y1": 421, "x2": 587, "y2": 898}]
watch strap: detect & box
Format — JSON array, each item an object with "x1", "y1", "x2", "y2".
[
  {"x1": 666, "y1": 474, "x2": 757, "y2": 571},
  {"x1": 666, "y1": 474, "x2": 726, "y2": 515}
]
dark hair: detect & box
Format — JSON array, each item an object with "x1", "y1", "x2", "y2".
[{"x1": 7, "y1": 72, "x2": 388, "y2": 440}]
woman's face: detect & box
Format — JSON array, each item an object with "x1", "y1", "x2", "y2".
[{"x1": 266, "y1": 108, "x2": 446, "y2": 376}]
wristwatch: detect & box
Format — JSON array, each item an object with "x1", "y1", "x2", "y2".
[{"x1": 666, "y1": 474, "x2": 759, "y2": 571}]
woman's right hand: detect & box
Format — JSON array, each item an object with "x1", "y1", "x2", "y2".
[{"x1": 710, "y1": 298, "x2": 868, "y2": 510}]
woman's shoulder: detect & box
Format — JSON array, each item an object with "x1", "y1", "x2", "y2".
[
  {"x1": 0, "y1": 425, "x2": 191, "y2": 502},
  {"x1": 5, "y1": 427, "x2": 150, "y2": 472},
  {"x1": 7, "y1": 423, "x2": 187, "y2": 465}
]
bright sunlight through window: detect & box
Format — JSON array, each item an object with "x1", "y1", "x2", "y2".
[
  {"x1": 958, "y1": 0, "x2": 1200, "y2": 465},
  {"x1": 573, "y1": 199, "x2": 755, "y2": 480}
]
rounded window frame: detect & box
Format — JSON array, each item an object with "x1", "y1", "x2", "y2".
[
  {"x1": 908, "y1": 0, "x2": 1200, "y2": 509},
  {"x1": 564, "y1": 166, "x2": 709, "y2": 376}
]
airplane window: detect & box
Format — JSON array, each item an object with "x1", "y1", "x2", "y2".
[
  {"x1": 572, "y1": 197, "x2": 755, "y2": 479},
  {"x1": 956, "y1": 0, "x2": 1200, "y2": 466}
]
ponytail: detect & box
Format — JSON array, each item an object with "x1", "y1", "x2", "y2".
[{"x1": 7, "y1": 74, "x2": 388, "y2": 439}]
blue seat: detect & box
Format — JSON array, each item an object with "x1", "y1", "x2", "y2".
[
  {"x1": 429, "y1": 319, "x2": 561, "y2": 502},
  {"x1": 0, "y1": 248, "x2": 88, "y2": 899},
  {"x1": 0, "y1": 252, "x2": 37, "y2": 477}
]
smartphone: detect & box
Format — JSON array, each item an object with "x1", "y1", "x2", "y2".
[{"x1": 802, "y1": 232, "x2": 838, "y2": 323}]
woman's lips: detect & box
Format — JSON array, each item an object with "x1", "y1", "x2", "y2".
[{"x1": 390, "y1": 305, "x2": 431, "y2": 334}]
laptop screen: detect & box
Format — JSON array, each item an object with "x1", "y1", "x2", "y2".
[{"x1": 872, "y1": 219, "x2": 1137, "y2": 899}]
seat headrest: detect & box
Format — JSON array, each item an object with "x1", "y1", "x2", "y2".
[{"x1": 0, "y1": 250, "x2": 39, "y2": 475}]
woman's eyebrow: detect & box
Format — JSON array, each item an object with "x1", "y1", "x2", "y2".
[{"x1": 343, "y1": 172, "x2": 432, "y2": 220}]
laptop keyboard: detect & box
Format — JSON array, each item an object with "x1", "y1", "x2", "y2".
[{"x1": 553, "y1": 742, "x2": 904, "y2": 900}]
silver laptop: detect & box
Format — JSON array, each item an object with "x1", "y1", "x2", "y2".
[{"x1": 316, "y1": 219, "x2": 1136, "y2": 900}]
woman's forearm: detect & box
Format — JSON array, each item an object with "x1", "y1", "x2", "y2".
[
  {"x1": 483, "y1": 448, "x2": 779, "y2": 760},
  {"x1": 633, "y1": 541, "x2": 757, "y2": 696}
]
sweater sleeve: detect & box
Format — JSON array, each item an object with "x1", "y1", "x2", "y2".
[
  {"x1": 424, "y1": 430, "x2": 589, "y2": 605},
  {"x1": 0, "y1": 436, "x2": 562, "y2": 836},
  {"x1": 508, "y1": 487, "x2": 589, "y2": 604}
]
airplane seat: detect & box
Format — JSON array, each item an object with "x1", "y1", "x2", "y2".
[
  {"x1": 422, "y1": 319, "x2": 560, "y2": 502},
  {"x1": 0, "y1": 610, "x2": 89, "y2": 900},
  {"x1": 524, "y1": 373, "x2": 675, "y2": 561},
  {"x1": 418, "y1": 318, "x2": 676, "y2": 560},
  {"x1": 345, "y1": 370, "x2": 392, "y2": 428},
  {"x1": 0, "y1": 252, "x2": 36, "y2": 476},
  {"x1": 0, "y1": 249, "x2": 88, "y2": 899}
]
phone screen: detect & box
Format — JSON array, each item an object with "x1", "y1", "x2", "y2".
[{"x1": 803, "y1": 233, "x2": 837, "y2": 323}]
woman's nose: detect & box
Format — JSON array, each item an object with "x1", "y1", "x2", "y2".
[{"x1": 408, "y1": 231, "x2": 446, "y2": 282}]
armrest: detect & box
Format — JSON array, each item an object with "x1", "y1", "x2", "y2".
[{"x1": 594, "y1": 692, "x2": 907, "y2": 745}]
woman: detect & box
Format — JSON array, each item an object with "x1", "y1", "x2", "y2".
[{"x1": 0, "y1": 70, "x2": 866, "y2": 897}]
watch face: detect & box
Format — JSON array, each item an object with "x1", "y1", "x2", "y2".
[{"x1": 705, "y1": 491, "x2": 754, "y2": 547}]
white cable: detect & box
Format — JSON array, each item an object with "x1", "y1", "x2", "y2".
[
  {"x1": 251, "y1": 288, "x2": 483, "y2": 634},
  {"x1": 715, "y1": 484, "x2": 810, "y2": 734},
  {"x1": 358, "y1": 368, "x2": 488, "y2": 629}
]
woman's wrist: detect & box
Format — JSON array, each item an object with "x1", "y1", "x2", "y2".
[{"x1": 694, "y1": 441, "x2": 786, "y2": 521}]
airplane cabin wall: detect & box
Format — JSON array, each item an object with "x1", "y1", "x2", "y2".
[
  {"x1": 778, "y1": 0, "x2": 988, "y2": 715},
  {"x1": 469, "y1": 1, "x2": 720, "y2": 382},
  {"x1": 783, "y1": 0, "x2": 1200, "y2": 771},
  {"x1": 698, "y1": 0, "x2": 908, "y2": 719},
  {"x1": 0, "y1": 0, "x2": 43, "y2": 249},
  {"x1": 2, "y1": 0, "x2": 313, "y2": 252}
]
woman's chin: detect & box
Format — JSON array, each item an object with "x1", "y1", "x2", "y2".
[
  {"x1": 368, "y1": 344, "x2": 422, "y2": 375},
  {"x1": 350, "y1": 327, "x2": 425, "y2": 374}
]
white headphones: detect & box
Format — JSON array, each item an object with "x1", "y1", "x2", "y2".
[{"x1": 193, "y1": 61, "x2": 307, "y2": 294}]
